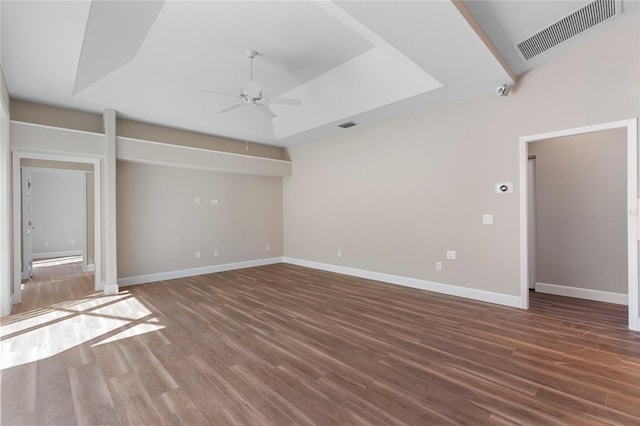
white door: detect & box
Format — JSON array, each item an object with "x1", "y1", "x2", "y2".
[
  {"x1": 21, "y1": 169, "x2": 34, "y2": 279},
  {"x1": 527, "y1": 156, "x2": 537, "y2": 290}
]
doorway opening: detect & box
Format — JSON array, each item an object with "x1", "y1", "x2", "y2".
[
  {"x1": 12, "y1": 152, "x2": 102, "y2": 307},
  {"x1": 519, "y1": 119, "x2": 638, "y2": 331},
  {"x1": 18, "y1": 164, "x2": 95, "y2": 308}
]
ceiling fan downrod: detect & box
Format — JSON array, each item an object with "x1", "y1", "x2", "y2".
[{"x1": 246, "y1": 49, "x2": 258, "y2": 82}]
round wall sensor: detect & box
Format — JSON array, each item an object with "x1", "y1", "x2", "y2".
[{"x1": 495, "y1": 182, "x2": 513, "y2": 194}]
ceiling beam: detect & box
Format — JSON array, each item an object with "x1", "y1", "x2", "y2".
[{"x1": 451, "y1": 0, "x2": 517, "y2": 83}]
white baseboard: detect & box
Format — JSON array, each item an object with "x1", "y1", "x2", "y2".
[
  {"x1": 283, "y1": 257, "x2": 522, "y2": 308},
  {"x1": 535, "y1": 282, "x2": 627, "y2": 305},
  {"x1": 118, "y1": 257, "x2": 284, "y2": 287},
  {"x1": 85, "y1": 257, "x2": 95, "y2": 272},
  {"x1": 103, "y1": 283, "x2": 119, "y2": 295},
  {"x1": 32, "y1": 250, "x2": 82, "y2": 259}
]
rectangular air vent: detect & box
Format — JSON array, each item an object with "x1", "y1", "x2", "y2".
[
  {"x1": 338, "y1": 121, "x2": 357, "y2": 129},
  {"x1": 516, "y1": 0, "x2": 620, "y2": 61}
]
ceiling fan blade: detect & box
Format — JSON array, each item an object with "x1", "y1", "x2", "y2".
[
  {"x1": 269, "y1": 98, "x2": 302, "y2": 106},
  {"x1": 218, "y1": 103, "x2": 244, "y2": 114},
  {"x1": 202, "y1": 89, "x2": 241, "y2": 99},
  {"x1": 257, "y1": 105, "x2": 277, "y2": 119}
]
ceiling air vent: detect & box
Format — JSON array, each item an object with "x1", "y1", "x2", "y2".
[
  {"x1": 516, "y1": 0, "x2": 621, "y2": 61},
  {"x1": 338, "y1": 121, "x2": 357, "y2": 129}
]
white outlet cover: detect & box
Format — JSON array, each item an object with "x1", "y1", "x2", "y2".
[
  {"x1": 211, "y1": 199, "x2": 219, "y2": 205},
  {"x1": 482, "y1": 214, "x2": 494, "y2": 225},
  {"x1": 446, "y1": 250, "x2": 456, "y2": 260},
  {"x1": 195, "y1": 196, "x2": 201, "y2": 204}
]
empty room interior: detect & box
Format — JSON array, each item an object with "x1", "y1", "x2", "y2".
[{"x1": 1, "y1": 0, "x2": 639, "y2": 425}]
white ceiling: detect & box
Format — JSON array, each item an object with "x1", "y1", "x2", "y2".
[{"x1": 0, "y1": 1, "x2": 633, "y2": 147}]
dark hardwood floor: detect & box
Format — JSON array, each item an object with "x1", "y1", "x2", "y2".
[{"x1": 2, "y1": 262, "x2": 639, "y2": 425}]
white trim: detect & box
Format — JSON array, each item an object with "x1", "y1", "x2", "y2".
[
  {"x1": 117, "y1": 135, "x2": 292, "y2": 164},
  {"x1": 9, "y1": 119, "x2": 104, "y2": 137},
  {"x1": 32, "y1": 250, "x2": 83, "y2": 259},
  {"x1": 116, "y1": 136, "x2": 292, "y2": 177},
  {"x1": 283, "y1": 257, "x2": 522, "y2": 308},
  {"x1": 104, "y1": 283, "x2": 119, "y2": 295},
  {"x1": 519, "y1": 118, "x2": 639, "y2": 331},
  {"x1": 535, "y1": 282, "x2": 628, "y2": 305},
  {"x1": 12, "y1": 151, "x2": 102, "y2": 305},
  {"x1": 81, "y1": 172, "x2": 87, "y2": 272},
  {"x1": 102, "y1": 109, "x2": 118, "y2": 295},
  {"x1": 118, "y1": 257, "x2": 284, "y2": 287}
]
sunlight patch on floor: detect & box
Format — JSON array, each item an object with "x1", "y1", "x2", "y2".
[
  {"x1": 32, "y1": 256, "x2": 83, "y2": 268},
  {"x1": 0, "y1": 294, "x2": 164, "y2": 370}
]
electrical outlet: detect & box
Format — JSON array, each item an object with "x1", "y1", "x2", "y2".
[
  {"x1": 446, "y1": 250, "x2": 456, "y2": 260},
  {"x1": 265, "y1": 244, "x2": 270, "y2": 251},
  {"x1": 195, "y1": 251, "x2": 201, "y2": 259},
  {"x1": 337, "y1": 249, "x2": 342, "y2": 257},
  {"x1": 211, "y1": 199, "x2": 219, "y2": 205},
  {"x1": 70, "y1": 239, "x2": 76, "y2": 246},
  {"x1": 214, "y1": 249, "x2": 219, "y2": 257},
  {"x1": 436, "y1": 261, "x2": 442, "y2": 271},
  {"x1": 44, "y1": 241, "x2": 49, "y2": 247},
  {"x1": 195, "y1": 196, "x2": 201, "y2": 204},
  {"x1": 482, "y1": 214, "x2": 494, "y2": 225}
]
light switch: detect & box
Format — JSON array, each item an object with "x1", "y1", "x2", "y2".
[
  {"x1": 211, "y1": 199, "x2": 219, "y2": 205},
  {"x1": 195, "y1": 196, "x2": 201, "y2": 204},
  {"x1": 483, "y1": 214, "x2": 494, "y2": 225}
]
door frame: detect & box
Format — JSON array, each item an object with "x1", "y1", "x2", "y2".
[
  {"x1": 21, "y1": 167, "x2": 89, "y2": 272},
  {"x1": 519, "y1": 118, "x2": 638, "y2": 331},
  {"x1": 12, "y1": 152, "x2": 101, "y2": 304},
  {"x1": 20, "y1": 168, "x2": 32, "y2": 280}
]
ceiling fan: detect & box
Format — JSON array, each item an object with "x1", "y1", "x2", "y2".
[{"x1": 203, "y1": 50, "x2": 302, "y2": 119}]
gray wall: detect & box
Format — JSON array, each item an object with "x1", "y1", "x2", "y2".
[
  {"x1": 283, "y1": 11, "x2": 639, "y2": 297},
  {"x1": 30, "y1": 171, "x2": 85, "y2": 256},
  {"x1": 530, "y1": 129, "x2": 627, "y2": 294},
  {"x1": 116, "y1": 161, "x2": 283, "y2": 278}
]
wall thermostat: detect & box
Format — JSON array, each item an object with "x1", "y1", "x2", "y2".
[{"x1": 495, "y1": 182, "x2": 513, "y2": 194}]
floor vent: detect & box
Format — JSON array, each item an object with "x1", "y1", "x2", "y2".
[
  {"x1": 338, "y1": 121, "x2": 357, "y2": 129},
  {"x1": 516, "y1": 0, "x2": 620, "y2": 61}
]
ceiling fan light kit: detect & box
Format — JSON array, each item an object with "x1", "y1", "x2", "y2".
[{"x1": 202, "y1": 49, "x2": 302, "y2": 120}]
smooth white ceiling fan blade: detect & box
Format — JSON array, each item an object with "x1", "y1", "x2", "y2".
[
  {"x1": 257, "y1": 105, "x2": 277, "y2": 119},
  {"x1": 219, "y1": 103, "x2": 244, "y2": 114},
  {"x1": 269, "y1": 98, "x2": 302, "y2": 106},
  {"x1": 202, "y1": 89, "x2": 241, "y2": 99}
]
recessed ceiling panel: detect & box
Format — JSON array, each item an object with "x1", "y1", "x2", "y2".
[
  {"x1": 3, "y1": 0, "x2": 606, "y2": 147},
  {"x1": 1, "y1": 1, "x2": 93, "y2": 108},
  {"x1": 134, "y1": 1, "x2": 374, "y2": 98},
  {"x1": 73, "y1": 0, "x2": 166, "y2": 95}
]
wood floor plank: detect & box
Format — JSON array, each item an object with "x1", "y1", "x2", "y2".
[
  {"x1": 0, "y1": 361, "x2": 37, "y2": 423},
  {"x1": 153, "y1": 387, "x2": 209, "y2": 426},
  {"x1": 107, "y1": 371, "x2": 164, "y2": 426},
  {"x1": 68, "y1": 363, "x2": 119, "y2": 426},
  {"x1": 34, "y1": 353, "x2": 76, "y2": 425},
  {"x1": 2, "y1": 261, "x2": 640, "y2": 425}
]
